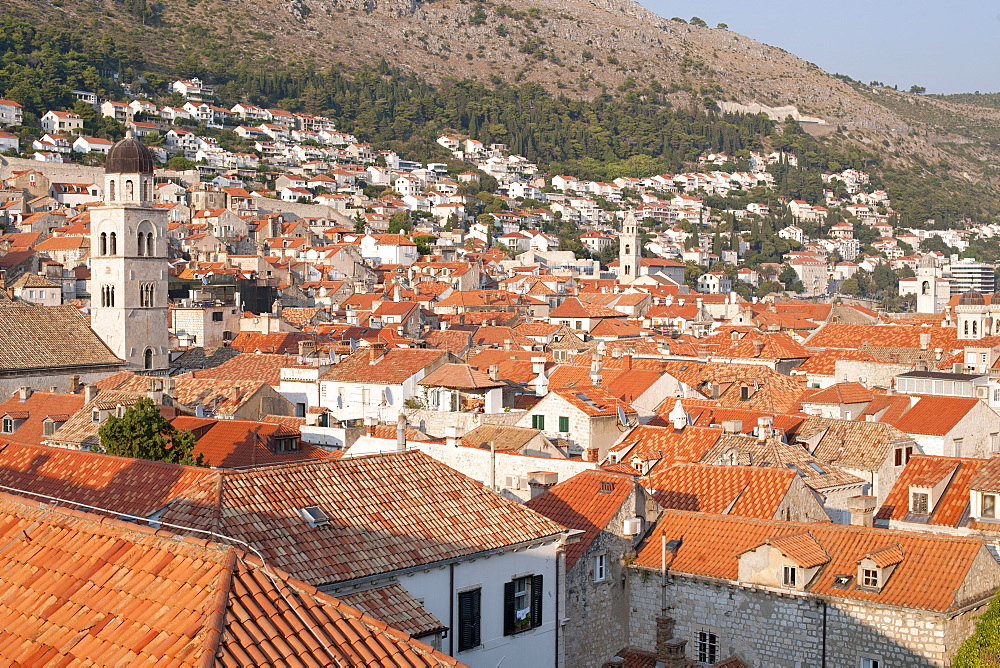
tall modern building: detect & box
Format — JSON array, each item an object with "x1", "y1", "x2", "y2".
[
  {"x1": 947, "y1": 258, "x2": 995, "y2": 296},
  {"x1": 89, "y1": 133, "x2": 169, "y2": 370}
]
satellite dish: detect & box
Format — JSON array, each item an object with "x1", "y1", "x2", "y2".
[{"x1": 617, "y1": 405, "x2": 634, "y2": 428}]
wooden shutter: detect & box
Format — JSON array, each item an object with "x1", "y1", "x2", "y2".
[
  {"x1": 458, "y1": 589, "x2": 481, "y2": 651},
  {"x1": 530, "y1": 574, "x2": 543, "y2": 628},
  {"x1": 503, "y1": 580, "x2": 516, "y2": 636}
]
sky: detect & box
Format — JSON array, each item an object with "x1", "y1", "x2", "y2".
[{"x1": 638, "y1": 0, "x2": 1000, "y2": 95}]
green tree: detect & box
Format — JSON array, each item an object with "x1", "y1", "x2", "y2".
[
  {"x1": 778, "y1": 264, "x2": 798, "y2": 290},
  {"x1": 690, "y1": 16, "x2": 707, "y2": 27},
  {"x1": 98, "y1": 398, "x2": 203, "y2": 466},
  {"x1": 388, "y1": 210, "x2": 411, "y2": 234},
  {"x1": 166, "y1": 155, "x2": 196, "y2": 171}
]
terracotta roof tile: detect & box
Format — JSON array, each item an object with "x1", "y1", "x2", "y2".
[
  {"x1": 323, "y1": 348, "x2": 448, "y2": 385},
  {"x1": 764, "y1": 531, "x2": 830, "y2": 567},
  {"x1": 159, "y1": 450, "x2": 565, "y2": 587},
  {"x1": 526, "y1": 470, "x2": 636, "y2": 569},
  {"x1": 888, "y1": 395, "x2": 979, "y2": 436},
  {"x1": 645, "y1": 464, "x2": 797, "y2": 519},
  {"x1": 337, "y1": 583, "x2": 446, "y2": 638},
  {"x1": 636, "y1": 511, "x2": 991, "y2": 613}
]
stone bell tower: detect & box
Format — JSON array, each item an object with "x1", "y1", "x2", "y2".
[
  {"x1": 90, "y1": 133, "x2": 169, "y2": 370},
  {"x1": 619, "y1": 211, "x2": 642, "y2": 283}
]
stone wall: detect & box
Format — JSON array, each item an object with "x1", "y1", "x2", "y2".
[
  {"x1": 627, "y1": 571, "x2": 988, "y2": 667},
  {"x1": 0, "y1": 156, "x2": 104, "y2": 184},
  {"x1": 564, "y1": 486, "x2": 656, "y2": 668},
  {"x1": 403, "y1": 407, "x2": 524, "y2": 437}
]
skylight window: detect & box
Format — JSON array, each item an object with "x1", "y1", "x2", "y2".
[{"x1": 299, "y1": 506, "x2": 330, "y2": 527}]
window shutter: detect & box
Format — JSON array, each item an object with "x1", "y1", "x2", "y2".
[
  {"x1": 458, "y1": 589, "x2": 481, "y2": 651},
  {"x1": 530, "y1": 574, "x2": 543, "y2": 628},
  {"x1": 503, "y1": 580, "x2": 516, "y2": 636}
]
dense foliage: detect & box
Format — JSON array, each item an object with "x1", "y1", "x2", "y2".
[
  {"x1": 98, "y1": 397, "x2": 203, "y2": 466},
  {"x1": 953, "y1": 593, "x2": 1000, "y2": 667}
]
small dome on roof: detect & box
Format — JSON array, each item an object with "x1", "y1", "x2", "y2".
[
  {"x1": 958, "y1": 289, "x2": 985, "y2": 306},
  {"x1": 105, "y1": 133, "x2": 154, "y2": 175}
]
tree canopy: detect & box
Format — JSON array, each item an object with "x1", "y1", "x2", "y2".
[{"x1": 97, "y1": 397, "x2": 203, "y2": 466}]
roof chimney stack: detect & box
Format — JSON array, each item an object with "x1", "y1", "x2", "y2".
[
  {"x1": 17, "y1": 387, "x2": 31, "y2": 402},
  {"x1": 847, "y1": 495, "x2": 877, "y2": 528},
  {"x1": 396, "y1": 413, "x2": 407, "y2": 452},
  {"x1": 488, "y1": 364, "x2": 500, "y2": 382},
  {"x1": 369, "y1": 342, "x2": 386, "y2": 365},
  {"x1": 84, "y1": 385, "x2": 99, "y2": 403}
]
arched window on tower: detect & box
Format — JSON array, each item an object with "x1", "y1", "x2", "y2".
[
  {"x1": 109, "y1": 232, "x2": 117, "y2": 255},
  {"x1": 137, "y1": 232, "x2": 145, "y2": 257},
  {"x1": 126, "y1": 180, "x2": 134, "y2": 201},
  {"x1": 974, "y1": 321, "x2": 979, "y2": 337},
  {"x1": 965, "y1": 321, "x2": 970, "y2": 336},
  {"x1": 144, "y1": 348, "x2": 153, "y2": 370},
  {"x1": 921, "y1": 281, "x2": 930, "y2": 296},
  {"x1": 141, "y1": 179, "x2": 149, "y2": 203},
  {"x1": 99, "y1": 232, "x2": 107, "y2": 256},
  {"x1": 108, "y1": 180, "x2": 116, "y2": 202}
]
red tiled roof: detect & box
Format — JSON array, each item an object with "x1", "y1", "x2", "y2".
[
  {"x1": 0, "y1": 390, "x2": 84, "y2": 446},
  {"x1": 323, "y1": 347, "x2": 448, "y2": 384},
  {"x1": 889, "y1": 395, "x2": 979, "y2": 436},
  {"x1": 645, "y1": 463, "x2": 798, "y2": 519},
  {"x1": 171, "y1": 416, "x2": 336, "y2": 468},
  {"x1": 0, "y1": 440, "x2": 214, "y2": 517},
  {"x1": 526, "y1": 470, "x2": 636, "y2": 569},
  {"x1": 636, "y1": 511, "x2": 991, "y2": 613},
  {"x1": 159, "y1": 450, "x2": 566, "y2": 587},
  {"x1": 0, "y1": 493, "x2": 462, "y2": 666},
  {"x1": 549, "y1": 297, "x2": 624, "y2": 319},
  {"x1": 802, "y1": 382, "x2": 873, "y2": 405}
]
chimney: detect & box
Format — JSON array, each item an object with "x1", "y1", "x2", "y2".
[
  {"x1": 393, "y1": 285, "x2": 401, "y2": 302},
  {"x1": 527, "y1": 471, "x2": 558, "y2": 499},
  {"x1": 920, "y1": 332, "x2": 931, "y2": 351},
  {"x1": 17, "y1": 387, "x2": 31, "y2": 402},
  {"x1": 721, "y1": 419, "x2": 743, "y2": 435},
  {"x1": 621, "y1": 354, "x2": 632, "y2": 371},
  {"x1": 84, "y1": 385, "x2": 99, "y2": 403},
  {"x1": 655, "y1": 617, "x2": 687, "y2": 668},
  {"x1": 298, "y1": 339, "x2": 316, "y2": 360},
  {"x1": 369, "y1": 342, "x2": 386, "y2": 365},
  {"x1": 445, "y1": 425, "x2": 459, "y2": 447},
  {"x1": 668, "y1": 400, "x2": 687, "y2": 430},
  {"x1": 395, "y1": 413, "x2": 407, "y2": 453},
  {"x1": 752, "y1": 339, "x2": 765, "y2": 358},
  {"x1": 696, "y1": 345, "x2": 709, "y2": 361},
  {"x1": 488, "y1": 364, "x2": 500, "y2": 382},
  {"x1": 757, "y1": 415, "x2": 774, "y2": 441},
  {"x1": 504, "y1": 339, "x2": 513, "y2": 351},
  {"x1": 584, "y1": 447, "x2": 600, "y2": 463},
  {"x1": 68, "y1": 375, "x2": 81, "y2": 393},
  {"x1": 365, "y1": 415, "x2": 377, "y2": 437},
  {"x1": 847, "y1": 495, "x2": 877, "y2": 527}
]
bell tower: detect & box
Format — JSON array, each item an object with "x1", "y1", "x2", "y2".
[
  {"x1": 90, "y1": 133, "x2": 169, "y2": 370},
  {"x1": 916, "y1": 255, "x2": 939, "y2": 314},
  {"x1": 619, "y1": 211, "x2": 641, "y2": 283}
]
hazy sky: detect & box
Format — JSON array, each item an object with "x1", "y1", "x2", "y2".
[{"x1": 638, "y1": 1, "x2": 999, "y2": 95}]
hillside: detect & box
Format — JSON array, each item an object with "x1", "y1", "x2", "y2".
[{"x1": 7, "y1": 0, "x2": 1000, "y2": 217}]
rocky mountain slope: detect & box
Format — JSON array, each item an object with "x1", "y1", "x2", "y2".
[{"x1": 12, "y1": 0, "x2": 1000, "y2": 189}]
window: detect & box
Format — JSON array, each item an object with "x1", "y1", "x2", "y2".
[
  {"x1": 594, "y1": 554, "x2": 606, "y2": 582},
  {"x1": 893, "y1": 446, "x2": 913, "y2": 467},
  {"x1": 782, "y1": 566, "x2": 797, "y2": 587},
  {"x1": 860, "y1": 658, "x2": 881, "y2": 668},
  {"x1": 558, "y1": 416, "x2": 570, "y2": 433},
  {"x1": 862, "y1": 568, "x2": 879, "y2": 588},
  {"x1": 212, "y1": 311, "x2": 224, "y2": 322},
  {"x1": 457, "y1": 589, "x2": 481, "y2": 652},
  {"x1": 696, "y1": 630, "x2": 718, "y2": 664},
  {"x1": 984, "y1": 494, "x2": 997, "y2": 519},
  {"x1": 139, "y1": 283, "x2": 154, "y2": 308},
  {"x1": 1, "y1": 418, "x2": 12, "y2": 433},
  {"x1": 43, "y1": 421, "x2": 54, "y2": 436},
  {"x1": 299, "y1": 506, "x2": 330, "y2": 527},
  {"x1": 911, "y1": 492, "x2": 929, "y2": 514},
  {"x1": 91, "y1": 410, "x2": 101, "y2": 423},
  {"x1": 954, "y1": 437, "x2": 964, "y2": 452},
  {"x1": 531, "y1": 414, "x2": 545, "y2": 430},
  {"x1": 503, "y1": 574, "x2": 542, "y2": 635}
]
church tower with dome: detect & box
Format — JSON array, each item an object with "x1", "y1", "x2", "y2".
[{"x1": 90, "y1": 133, "x2": 168, "y2": 370}]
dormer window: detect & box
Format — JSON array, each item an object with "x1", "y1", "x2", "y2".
[
  {"x1": 984, "y1": 494, "x2": 997, "y2": 519},
  {"x1": 1, "y1": 417, "x2": 12, "y2": 433},
  {"x1": 782, "y1": 566, "x2": 797, "y2": 587},
  {"x1": 92, "y1": 410, "x2": 101, "y2": 423},
  {"x1": 861, "y1": 568, "x2": 879, "y2": 589},
  {"x1": 910, "y1": 491, "x2": 929, "y2": 515}
]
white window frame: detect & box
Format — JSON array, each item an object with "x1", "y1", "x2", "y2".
[
  {"x1": 859, "y1": 657, "x2": 881, "y2": 668},
  {"x1": 696, "y1": 629, "x2": 718, "y2": 664},
  {"x1": 594, "y1": 554, "x2": 607, "y2": 582},
  {"x1": 782, "y1": 565, "x2": 797, "y2": 587},
  {"x1": 862, "y1": 568, "x2": 879, "y2": 589}
]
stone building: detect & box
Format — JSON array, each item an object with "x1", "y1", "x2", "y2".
[
  {"x1": 527, "y1": 470, "x2": 661, "y2": 668},
  {"x1": 89, "y1": 134, "x2": 169, "y2": 371},
  {"x1": 623, "y1": 511, "x2": 1000, "y2": 667}
]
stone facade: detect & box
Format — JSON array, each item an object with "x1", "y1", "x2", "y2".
[
  {"x1": 625, "y1": 559, "x2": 998, "y2": 667},
  {"x1": 563, "y1": 483, "x2": 660, "y2": 668}
]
